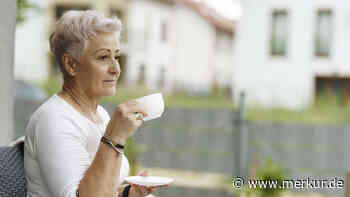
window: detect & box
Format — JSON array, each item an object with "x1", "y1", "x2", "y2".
[
  {"x1": 118, "y1": 55, "x2": 127, "y2": 84},
  {"x1": 158, "y1": 67, "x2": 166, "y2": 88},
  {"x1": 315, "y1": 9, "x2": 333, "y2": 57},
  {"x1": 270, "y1": 10, "x2": 288, "y2": 56},
  {"x1": 161, "y1": 21, "x2": 168, "y2": 42},
  {"x1": 215, "y1": 29, "x2": 223, "y2": 51},
  {"x1": 315, "y1": 76, "x2": 350, "y2": 106},
  {"x1": 215, "y1": 29, "x2": 232, "y2": 51},
  {"x1": 137, "y1": 64, "x2": 146, "y2": 85}
]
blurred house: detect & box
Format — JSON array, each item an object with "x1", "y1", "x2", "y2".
[
  {"x1": 15, "y1": 0, "x2": 129, "y2": 83},
  {"x1": 233, "y1": 0, "x2": 350, "y2": 109},
  {"x1": 126, "y1": 0, "x2": 236, "y2": 95},
  {"x1": 15, "y1": 0, "x2": 236, "y2": 96}
]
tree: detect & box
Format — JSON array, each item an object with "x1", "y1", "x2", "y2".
[{"x1": 16, "y1": 0, "x2": 35, "y2": 25}]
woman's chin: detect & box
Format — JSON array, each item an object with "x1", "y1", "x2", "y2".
[
  {"x1": 103, "y1": 89, "x2": 116, "y2": 97},
  {"x1": 98, "y1": 86, "x2": 117, "y2": 98}
]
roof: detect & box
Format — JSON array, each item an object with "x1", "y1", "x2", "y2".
[{"x1": 158, "y1": 0, "x2": 236, "y2": 34}]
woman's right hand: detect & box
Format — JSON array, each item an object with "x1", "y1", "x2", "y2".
[{"x1": 104, "y1": 100, "x2": 147, "y2": 145}]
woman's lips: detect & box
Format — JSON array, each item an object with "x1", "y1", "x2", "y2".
[{"x1": 103, "y1": 80, "x2": 116, "y2": 85}]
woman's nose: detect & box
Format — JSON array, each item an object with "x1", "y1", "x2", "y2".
[{"x1": 110, "y1": 60, "x2": 121, "y2": 75}]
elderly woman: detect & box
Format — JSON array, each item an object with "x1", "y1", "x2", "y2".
[{"x1": 24, "y1": 10, "x2": 159, "y2": 197}]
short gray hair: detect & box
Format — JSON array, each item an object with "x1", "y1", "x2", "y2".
[{"x1": 49, "y1": 10, "x2": 121, "y2": 77}]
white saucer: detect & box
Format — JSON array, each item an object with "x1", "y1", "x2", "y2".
[{"x1": 125, "y1": 176, "x2": 173, "y2": 187}]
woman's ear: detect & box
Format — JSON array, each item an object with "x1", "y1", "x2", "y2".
[{"x1": 62, "y1": 54, "x2": 76, "y2": 76}]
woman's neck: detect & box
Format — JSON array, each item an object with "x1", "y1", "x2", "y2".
[{"x1": 58, "y1": 80, "x2": 102, "y2": 124}]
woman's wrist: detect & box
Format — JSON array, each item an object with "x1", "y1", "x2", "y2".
[
  {"x1": 101, "y1": 137, "x2": 125, "y2": 155},
  {"x1": 103, "y1": 134, "x2": 127, "y2": 146},
  {"x1": 100, "y1": 141, "x2": 122, "y2": 157}
]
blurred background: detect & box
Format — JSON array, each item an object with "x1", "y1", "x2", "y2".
[{"x1": 3, "y1": 0, "x2": 350, "y2": 196}]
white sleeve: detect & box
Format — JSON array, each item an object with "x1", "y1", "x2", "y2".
[
  {"x1": 35, "y1": 113, "x2": 90, "y2": 197},
  {"x1": 98, "y1": 105, "x2": 111, "y2": 123}
]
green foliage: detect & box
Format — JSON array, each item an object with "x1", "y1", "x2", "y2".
[
  {"x1": 234, "y1": 159, "x2": 288, "y2": 197},
  {"x1": 40, "y1": 78, "x2": 62, "y2": 97},
  {"x1": 102, "y1": 86, "x2": 235, "y2": 109},
  {"x1": 124, "y1": 138, "x2": 143, "y2": 176},
  {"x1": 246, "y1": 103, "x2": 350, "y2": 125},
  {"x1": 233, "y1": 185, "x2": 254, "y2": 197},
  {"x1": 247, "y1": 89, "x2": 350, "y2": 124},
  {"x1": 165, "y1": 91, "x2": 234, "y2": 109},
  {"x1": 256, "y1": 159, "x2": 288, "y2": 197},
  {"x1": 315, "y1": 90, "x2": 346, "y2": 108},
  {"x1": 16, "y1": 0, "x2": 35, "y2": 25},
  {"x1": 101, "y1": 86, "x2": 151, "y2": 105}
]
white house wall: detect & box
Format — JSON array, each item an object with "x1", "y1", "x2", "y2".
[
  {"x1": 233, "y1": 0, "x2": 350, "y2": 109},
  {"x1": 128, "y1": 0, "x2": 234, "y2": 94},
  {"x1": 173, "y1": 4, "x2": 216, "y2": 92},
  {"x1": 127, "y1": 0, "x2": 173, "y2": 90},
  {"x1": 215, "y1": 32, "x2": 233, "y2": 88}
]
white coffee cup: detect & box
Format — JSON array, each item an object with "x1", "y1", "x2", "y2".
[{"x1": 135, "y1": 93, "x2": 165, "y2": 121}]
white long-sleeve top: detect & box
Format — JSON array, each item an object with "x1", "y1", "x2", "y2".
[{"x1": 24, "y1": 94, "x2": 129, "y2": 197}]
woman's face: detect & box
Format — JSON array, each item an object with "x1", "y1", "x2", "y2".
[{"x1": 75, "y1": 32, "x2": 121, "y2": 99}]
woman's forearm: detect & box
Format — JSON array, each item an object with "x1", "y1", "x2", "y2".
[{"x1": 78, "y1": 142, "x2": 123, "y2": 197}]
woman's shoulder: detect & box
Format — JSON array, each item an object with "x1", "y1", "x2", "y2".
[
  {"x1": 25, "y1": 95, "x2": 86, "y2": 153},
  {"x1": 27, "y1": 94, "x2": 86, "y2": 135},
  {"x1": 30, "y1": 94, "x2": 72, "y2": 121}
]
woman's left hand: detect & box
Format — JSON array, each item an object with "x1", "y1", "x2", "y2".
[{"x1": 128, "y1": 171, "x2": 165, "y2": 197}]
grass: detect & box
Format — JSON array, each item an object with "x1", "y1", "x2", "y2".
[
  {"x1": 246, "y1": 105, "x2": 350, "y2": 125},
  {"x1": 164, "y1": 92, "x2": 234, "y2": 109},
  {"x1": 40, "y1": 79, "x2": 350, "y2": 125},
  {"x1": 101, "y1": 86, "x2": 235, "y2": 109},
  {"x1": 101, "y1": 86, "x2": 151, "y2": 104}
]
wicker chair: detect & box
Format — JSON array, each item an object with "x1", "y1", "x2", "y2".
[{"x1": 0, "y1": 137, "x2": 26, "y2": 197}]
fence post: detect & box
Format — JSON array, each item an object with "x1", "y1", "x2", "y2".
[
  {"x1": 345, "y1": 171, "x2": 350, "y2": 197},
  {"x1": 233, "y1": 92, "x2": 246, "y2": 177},
  {"x1": 238, "y1": 92, "x2": 245, "y2": 121}
]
